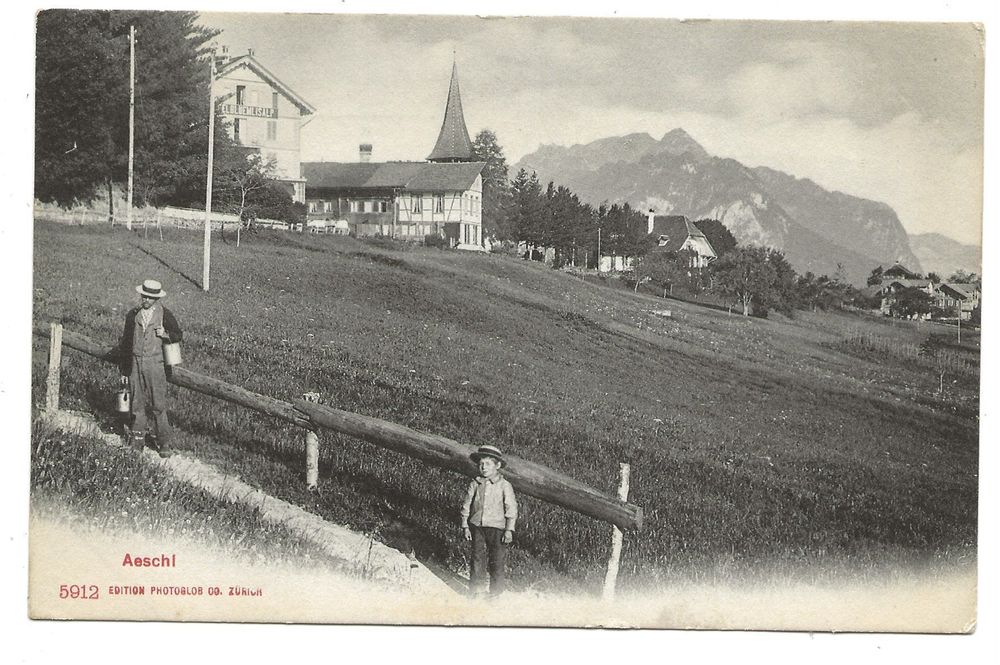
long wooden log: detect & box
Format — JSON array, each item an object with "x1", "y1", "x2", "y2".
[
  {"x1": 292, "y1": 400, "x2": 642, "y2": 530},
  {"x1": 33, "y1": 323, "x2": 310, "y2": 428},
  {"x1": 33, "y1": 324, "x2": 643, "y2": 530}
]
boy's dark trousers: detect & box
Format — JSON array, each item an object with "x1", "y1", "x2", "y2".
[{"x1": 469, "y1": 525, "x2": 507, "y2": 595}]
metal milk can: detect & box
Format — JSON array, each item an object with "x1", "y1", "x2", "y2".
[{"x1": 162, "y1": 341, "x2": 183, "y2": 366}]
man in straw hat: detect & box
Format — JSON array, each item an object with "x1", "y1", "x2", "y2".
[
  {"x1": 117, "y1": 279, "x2": 183, "y2": 457},
  {"x1": 460, "y1": 445, "x2": 518, "y2": 596}
]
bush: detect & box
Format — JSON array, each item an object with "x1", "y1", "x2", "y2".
[
  {"x1": 423, "y1": 233, "x2": 450, "y2": 250},
  {"x1": 489, "y1": 239, "x2": 518, "y2": 256}
]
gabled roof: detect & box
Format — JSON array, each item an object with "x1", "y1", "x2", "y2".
[
  {"x1": 427, "y1": 62, "x2": 474, "y2": 162},
  {"x1": 302, "y1": 161, "x2": 485, "y2": 192},
  {"x1": 301, "y1": 162, "x2": 379, "y2": 188},
  {"x1": 217, "y1": 54, "x2": 316, "y2": 115},
  {"x1": 883, "y1": 262, "x2": 920, "y2": 279},
  {"x1": 886, "y1": 279, "x2": 934, "y2": 290},
  {"x1": 408, "y1": 162, "x2": 485, "y2": 190},
  {"x1": 649, "y1": 215, "x2": 710, "y2": 254},
  {"x1": 364, "y1": 162, "x2": 428, "y2": 188},
  {"x1": 940, "y1": 283, "x2": 977, "y2": 298}
]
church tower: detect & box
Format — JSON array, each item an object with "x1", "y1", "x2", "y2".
[{"x1": 427, "y1": 61, "x2": 474, "y2": 163}]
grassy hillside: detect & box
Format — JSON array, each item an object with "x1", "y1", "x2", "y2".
[{"x1": 31, "y1": 220, "x2": 978, "y2": 593}]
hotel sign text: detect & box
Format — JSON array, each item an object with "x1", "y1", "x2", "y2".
[{"x1": 222, "y1": 104, "x2": 276, "y2": 118}]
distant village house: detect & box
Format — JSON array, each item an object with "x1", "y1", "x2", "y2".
[
  {"x1": 876, "y1": 262, "x2": 980, "y2": 320},
  {"x1": 647, "y1": 213, "x2": 718, "y2": 267}
]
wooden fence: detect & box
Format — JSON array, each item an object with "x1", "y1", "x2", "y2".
[{"x1": 34, "y1": 323, "x2": 643, "y2": 532}]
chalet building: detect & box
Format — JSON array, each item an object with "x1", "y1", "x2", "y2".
[
  {"x1": 302, "y1": 160, "x2": 484, "y2": 247},
  {"x1": 647, "y1": 213, "x2": 718, "y2": 267},
  {"x1": 302, "y1": 62, "x2": 485, "y2": 250},
  {"x1": 214, "y1": 48, "x2": 316, "y2": 203},
  {"x1": 936, "y1": 283, "x2": 981, "y2": 320}
]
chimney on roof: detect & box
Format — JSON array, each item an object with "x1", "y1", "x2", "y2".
[
  {"x1": 248, "y1": 48, "x2": 255, "y2": 57},
  {"x1": 647, "y1": 209, "x2": 655, "y2": 235},
  {"x1": 214, "y1": 45, "x2": 230, "y2": 70},
  {"x1": 359, "y1": 144, "x2": 373, "y2": 163}
]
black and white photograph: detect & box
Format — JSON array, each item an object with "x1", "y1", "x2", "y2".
[{"x1": 13, "y1": 0, "x2": 996, "y2": 651}]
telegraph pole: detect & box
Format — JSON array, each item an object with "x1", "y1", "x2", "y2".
[
  {"x1": 126, "y1": 25, "x2": 135, "y2": 231},
  {"x1": 203, "y1": 48, "x2": 217, "y2": 291},
  {"x1": 597, "y1": 227, "x2": 602, "y2": 273}
]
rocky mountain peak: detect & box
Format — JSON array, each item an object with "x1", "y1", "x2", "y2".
[{"x1": 657, "y1": 128, "x2": 708, "y2": 159}]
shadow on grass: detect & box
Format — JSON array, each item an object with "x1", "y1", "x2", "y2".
[{"x1": 131, "y1": 241, "x2": 202, "y2": 289}]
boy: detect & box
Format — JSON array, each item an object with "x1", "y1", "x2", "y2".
[
  {"x1": 117, "y1": 279, "x2": 183, "y2": 457},
  {"x1": 460, "y1": 445, "x2": 518, "y2": 596}
]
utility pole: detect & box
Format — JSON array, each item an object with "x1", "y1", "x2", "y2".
[
  {"x1": 203, "y1": 48, "x2": 217, "y2": 291},
  {"x1": 127, "y1": 25, "x2": 135, "y2": 232},
  {"x1": 957, "y1": 302, "x2": 962, "y2": 343},
  {"x1": 597, "y1": 227, "x2": 602, "y2": 273}
]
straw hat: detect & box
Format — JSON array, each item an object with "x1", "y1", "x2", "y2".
[
  {"x1": 470, "y1": 445, "x2": 504, "y2": 464},
  {"x1": 136, "y1": 279, "x2": 166, "y2": 299}
]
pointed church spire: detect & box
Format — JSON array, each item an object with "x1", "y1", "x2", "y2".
[{"x1": 427, "y1": 60, "x2": 474, "y2": 162}]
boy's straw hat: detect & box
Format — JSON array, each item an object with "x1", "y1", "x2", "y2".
[
  {"x1": 136, "y1": 279, "x2": 166, "y2": 299},
  {"x1": 470, "y1": 445, "x2": 504, "y2": 464}
]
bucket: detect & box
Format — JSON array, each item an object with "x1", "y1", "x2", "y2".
[
  {"x1": 116, "y1": 389, "x2": 131, "y2": 413},
  {"x1": 163, "y1": 342, "x2": 183, "y2": 366}
]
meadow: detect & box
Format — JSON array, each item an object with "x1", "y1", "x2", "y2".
[{"x1": 31, "y1": 220, "x2": 979, "y2": 594}]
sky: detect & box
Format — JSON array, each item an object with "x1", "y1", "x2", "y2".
[{"x1": 197, "y1": 10, "x2": 986, "y2": 245}]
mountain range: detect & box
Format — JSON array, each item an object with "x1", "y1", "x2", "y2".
[
  {"x1": 908, "y1": 233, "x2": 982, "y2": 278},
  {"x1": 514, "y1": 129, "x2": 930, "y2": 284}
]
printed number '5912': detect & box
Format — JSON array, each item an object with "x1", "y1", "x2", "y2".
[{"x1": 59, "y1": 584, "x2": 99, "y2": 600}]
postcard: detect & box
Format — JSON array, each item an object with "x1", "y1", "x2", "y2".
[{"x1": 24, "y1": 4, "x2": 986, "y2": 636}]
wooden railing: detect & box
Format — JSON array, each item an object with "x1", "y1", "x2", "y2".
[{"x1": 34, "y1": 323, "x2": 643, "y2": 532}]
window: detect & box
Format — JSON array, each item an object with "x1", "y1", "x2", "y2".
[
  {"x1": 236, "y1": 85, "x2": 246, "y2": 105},
  {"x1": 377, "y1": 200, "x2": 388, "y2": 213},
  {"x1": 267, "y1": 121, "x2": 277, "y2": 141},
  {"x1": 411, "y1": 194, "x2": 422, "y2": 214},
  {"x1": 308, "y1": 201, "x2": 319, "y2": 213},
  {"x1": 323, "y1": 201, "x2": 333, "y2": 213},
  {"x1": 350, "y1": 200, "x2": 361, "y2": 213},
  {"x1": 363, "y1": 200, "x2": 374, "y2": 213},
  {"x1": 434, "y1": 194, "x2": 445, "y2": 213},
  {"x1": 233, "y1": 119, "x2": 241, "y2": 142},
  {"x1": 272, "y1": 92, "x2": 279, "y2": 114}
]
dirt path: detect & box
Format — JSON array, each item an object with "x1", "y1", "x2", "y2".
[{"x1": 41, "y1": 409, "x2": 456, "y2": 597}]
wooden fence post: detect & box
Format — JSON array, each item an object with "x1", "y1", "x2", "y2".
[
  {"x1": 602, "y1": 462, "x2": 631, "y2": 601},
  {"x1": 45, "y1": 323, "x2": 63, "y2": 412},
  {"x1": 305, "y1": 430, "x2": 319, "y2": 490},
  {"x1": 302, "y1": 392, "x2": 321, "y2": 490}
]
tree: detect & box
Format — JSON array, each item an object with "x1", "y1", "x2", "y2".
[
  {"x1": 509, "y1": 168, "x2": 543, "y2": 251},
  {"x1": 866, "y1": 266, "x2": 885, "y2": 287},
  {"x1": 926, "y1": 272, "x2": 942, "y2": 284},
  {"x1": 471, "y1": 129, "x2": 513, "y2": 242},
  {"x1": 758, "y1": 248, "x2": 797, "y2": 316},
  {"x1": 888, "y1": 286, "x2": 933, "y2": 318},
  {"x1": 641, "y1": 250, "x2": 698, "y2": 297},
  {"x1": 694, "y1": 218, "x2": 737, "y2": 257},
  {"x1": 35, "y1": 10, "x2": 219, "y2": 213},
  {"x1": 712, "y1": 245, "x2": 779, "y2": 316},
  {"x1": 949, "y1": 269, "x2": 979, "y2": 284},
  {"x1": 213, "y1": 151, "x2": 277, "y2": 244}
]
